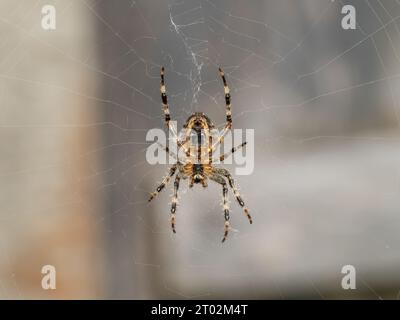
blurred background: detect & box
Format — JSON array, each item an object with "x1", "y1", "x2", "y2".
[{"x1": 1, "y1": 0, "x2": 400, "y2": 299}]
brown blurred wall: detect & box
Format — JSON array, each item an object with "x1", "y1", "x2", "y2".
[{"x1": 0, "y1": 0, "x2": 103, "y2": 298}]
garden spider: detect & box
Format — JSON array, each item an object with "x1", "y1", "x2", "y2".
[{"x1": 148, "y1": 67, "x2": 252, "y2": 242}]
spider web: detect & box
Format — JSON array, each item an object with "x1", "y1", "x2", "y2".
[{"x1": 1, "y1": 0, "x2": 400, "y2": 299}]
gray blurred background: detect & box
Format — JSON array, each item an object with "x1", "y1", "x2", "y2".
[{"x1": 1, "y1": 0, "x2": 400, "y2": 299}]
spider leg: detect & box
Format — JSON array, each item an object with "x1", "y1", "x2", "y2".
[
  {"x1": 156, "y1": 141, "x2": 179, "y2": 162},
  {"x1": 218, "y1": 67, "x2": 232, "y2": 128},
  {"x1": 160, "y1": 67, "x2": 191, "y2": 157},
  {"x1": 207, "y1": 68, "x2": 233, "y2": 156},
  {"x1": 170, "y1": 174, "x2": 181, "y2": 233},
  {"x1": 208, "y1": 135, "x2": 213, "y2": 164},
  {"x1": 213, "y1": 168, "x2": 253, "y2": 224},
  {"x1": 177, "y1": 135, "x2": 190, "y2": 149},
  {"x1": 215, "y1": 141, "x2": 247, "y2": 162},
  {"x1": 183, "y1": 135, "x2": 194, "y2": 163},
  {"x1": 210, "y1": 174, "x2": 231, "y2": 243},
  {"x1": 160, "y1": 67, "x2": 172, "y2": 129},
  {"x1": 209, "y1": 123, "x2": 231, "y2": 157},
  {"x1": 148, "y1": 165, "x2": 177, "y2": 202}
]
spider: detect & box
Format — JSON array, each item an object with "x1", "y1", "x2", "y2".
[{"x1": 148, "y1": 67, "x2": 252, "y2": 242}]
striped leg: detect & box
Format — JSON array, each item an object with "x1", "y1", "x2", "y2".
[
  {"x1": 209, "y1": 123, "x2": 231, "y2": 156},
  {"x1": 207, "y1": 68, "x2": 234, "y2": 157},
  {"x1": 160, "y1": 67, "x2": 179, "y2": 141},
  {"x1": 208, "y1": 135, "x2": 213, "y2": 164},
  {"x1": 161, "y1": 67, "x2": 190, "y2": 156},
  {"x1": 177, "y1": 135, "x2": 190, "y2": 149},
  {"x1": 160, "y1": 67, "x2": 171, "y2": 127},
  {"x1": 148, "y1": 165, "x2": 177, "y2": 202},
  {"x1": 206, "y1": 68, "x2": 234, "y2": 157},
  {"x1": 221, "y1": 182, "x2": 230, "y2": 242},
  {"x1": 210, "y1": 174, "x2": 231, "y2": 242},
  {"x1": 170, "y1": 174, "x2": 181, "y2": 233},
  {"x1": 217, "y1": 141, "x2": 247, "y2": 162},
  {"x1": 213, "y1": 168, "x2": 253, "y2": 224},
  {"x1": 156, "y1": 142, "x2": 179, "y2": 162},
  {"x1": 218, "y1": 67, "x2": 232, "y2": 128}
]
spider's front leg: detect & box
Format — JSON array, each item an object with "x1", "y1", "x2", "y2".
[
  {"x1": 170, "y1": 174, "x2": 181, "y2": 233},
  {"x1": 160, "y1": 67, "x2": 172, "y2": 128},
  {"x1": 160, "y1": 67, "x2": 190, "y2": 157},
  {"x1": 213, "y1": 168, "x2": 253, "y2": 224},
  {"x1": 208, "y1": 67, "x2": 233, "y2": 155},
  {"x1": 210, "y1": 174, "x2": 231, "y2": 243},
  {"x1": 148, "y1": 165, "x2": 177, "y2": 202},
  {"x1": 218, "y1": 67, "x2": 232, "y2": 128}
]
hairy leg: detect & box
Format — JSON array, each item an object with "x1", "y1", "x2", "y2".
[
  {"x1": 148, "y1": 165, "x2": 177, "y2": 202},
  {"x1": 210, "y1": 174, "x2": 231, "y2": 242},
  {"x1": 213, "y1": 168, "x2": 253, "y2": 224}
]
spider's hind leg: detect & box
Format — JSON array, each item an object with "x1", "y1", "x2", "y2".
[
  {"x1": 148, "y1": 165, "x2": 177, "y2": 202},
  {"x1": 210, "y1": 174, "x2": 230, "y2": 243},
  {"x1": 213, "y1": 168, "x2": 253, "y2": 224},
  {"x1": 170, "y1": 174, "x2": 181, "y2": 233}
]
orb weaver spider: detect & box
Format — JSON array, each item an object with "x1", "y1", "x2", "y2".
[{"x1": 148, "y1": 67, "x2": 252, "y2": 242}]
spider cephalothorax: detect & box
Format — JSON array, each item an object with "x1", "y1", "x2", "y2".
[{"x1": 148, "y1": 67, "x2": 252, "y2": 242}]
